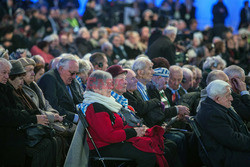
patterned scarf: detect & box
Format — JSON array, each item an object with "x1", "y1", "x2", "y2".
[
  {"x1": 137, "y1": 81, "x2": 149, "y2": 101},
  {"x1": 111, "y1": 91, "x2": 128, "y2": 108}
]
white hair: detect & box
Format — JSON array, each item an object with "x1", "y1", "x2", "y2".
[
  {"x1": 206, "y1": 80, "x2": 230, "y2": 100},
  {"x1": 101, "y1": 42, "x2": 113, "y2": 52},
  {"x1": 57, "y1": 55, "x2": 78, "y2": 70},
  {"x1": 163, "y1": 26, "x2": 177, "y2": 35},
  {"x1": 132, "y1": 57, "x2": 151, "y2": 74},
  {"x1": 77, "y1": 27, "x2": 89, "y2": 37},
  {"x1": 203, "y1": 55, "x2": 226, "y2": 71},
  {"x1": 0, "y1": 58, "x2": 12, "y2": 69},
  {"x1": 223, "y1": 65, "x2": 245, "y2": 79},
  {"x1": 43, "y1": 34, "x2": 59, "y2": 42}
]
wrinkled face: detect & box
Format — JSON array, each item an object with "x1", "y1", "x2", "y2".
[
  {"x1": 113, "y1": 73, "x2": 127, "y2": 95},
  {"x1": 152, "y1": 75, "x2": 169, "y2": 90},
  {"x1": 181, "y1": 73, "x2": 193, "y2": 90},
  {"x1": 94, "y1": 78, "x2": 113, "y2": 97},
  {"x1": 126, "y1": 70, "x2": 138, "y2": 92},
  {"x1": 34, "y1": 68, "x2": 45, "y2": 83},
  {"x1": 138, "y1": 61, "x2": 154, "y2": 84},
  {"x1": 24, "y1": 65, "x2": 35, "y2": 85},
  {"x1": 216, "y1": 87, "x2": 233, "y2": 109},
  {"x1": 59, "y1": 61, "x2": 79, "y2": 85},
  {"x1": 0, "y1": 64, "x2": 11, "y2": 84},
  {"x1": 168, "y1": 71, "x2": 183, "y2": 90},
  {"x1": 9, "y1": 75, "x2": 24, "y2": 89}
]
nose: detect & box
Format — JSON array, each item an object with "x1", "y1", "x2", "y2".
[
  {"x1": 229, "y1": 94, "x2": 233, "y2": 101},
  {"x1": 5, "y1": 73, "x2": 9, "y2": 79}
]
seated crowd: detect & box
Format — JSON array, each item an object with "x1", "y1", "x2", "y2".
[{"x1": 0, "y1": 1, "x2": 250, "y2": 167}]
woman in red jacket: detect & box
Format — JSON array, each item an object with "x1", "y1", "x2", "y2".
[{"x1": 77, "y1": 70, "x2": 157, "y2": 167}]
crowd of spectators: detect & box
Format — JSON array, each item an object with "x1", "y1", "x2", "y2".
[{"x1": 0, "y1": 0, "x2": 250, "y2": 166}]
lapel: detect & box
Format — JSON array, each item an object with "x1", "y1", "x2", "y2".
[{"x1": 54, "y1": 69, "x2": 75, "y2": 104}]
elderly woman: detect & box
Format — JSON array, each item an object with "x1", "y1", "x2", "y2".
[
  {"x1": 0, "y1": 58, "x2": 53, "y2": 166},
  {"x1": 76, "y1": 59, "x2": 93, "y2": 91},
  {"x1": 77, "y1": 70, "x2": 163, "y2": 167}
]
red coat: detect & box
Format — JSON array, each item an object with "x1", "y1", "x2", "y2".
[{"x1": 30, "y1": 45, "x2": 54, "y2": 64}]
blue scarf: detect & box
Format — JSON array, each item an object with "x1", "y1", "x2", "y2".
[
  {"x1": 111, "y1": 91, "x2": 128, "y2": 108},
  {"x1": 137, "y1": 81, "x2": 149, "y2": 101},
  {"x1": 166, "y1": 84, "x2": 181, "y2": 99},
  {"x1": 76, "y1": 75, "x2": 86, "y2": 91}
]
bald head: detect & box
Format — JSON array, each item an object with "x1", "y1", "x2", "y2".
[
  {"x1": 125, "y1": 69, "x2": 138, "y2": 92},
  {"x1": 169, "y1": 65, "x2": 183, "y2": 90},
  {"x1": 206, "y1": 70, "x2": 229, "y2": 85}
]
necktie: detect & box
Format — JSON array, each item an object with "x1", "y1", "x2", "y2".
[
  {"x1": 67, "y1": 86, "x2": 73, "y2": 99},
  {"x1": 172, "y1": 91, "x2": 179, "y2": 103}
]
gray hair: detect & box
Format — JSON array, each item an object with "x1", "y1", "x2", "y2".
[
  {"x1": 169, "y1": 65, "x2": 183, "y2": 75},
  {"x1": 57, "y1": 55, "x2": 78, "y2": 70},
  {"x1": 98, "y1": 27, "x2": 108, "y2": 39},
  {"x1": 77, "y1": 27, "x2": 89, "y2": 37},
  {"x1": 31, "y1": 55, "x2": 45, "y2": 64},
  {"x1": 78, "y1": 59, "x2": 91, "y2": 73},
  {"x1": 43, "y1": 34, "x2": 59, "y2": 42},
  {"x1": 203, "y1": 55, "x2": 226, "y2": 71},
  {"x1": 223, "y1": 65, "x2": 245, "y2": 79},
  {"x1": 101, "y1": 42, "x2": 113, "y2": 52},
  {"x1": 163, "y1": 26, "x2": 177, "y2": 36},
  {"x1": 132, "y1": 57, "x2": 151, "y2": 74},
  {"x1": 87, "y1": 70, "x2": 112, "y2": 91},
  {"x1": 206, "y1": 70, "x2": 227, "y2": 85},
  {"x1": 182, "y1": 67, "x2": 193, "y2": 78},
  {"x1": 0, "y1": 58, "x2": 12, "y2": 69},
  {"x1": 206, "y1": 80, "x2": 230, "y2": 100}
]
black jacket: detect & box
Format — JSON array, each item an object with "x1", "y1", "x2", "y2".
[
  {"x1": 0, "y1": 82, "x2": 37, "y2": 166},
  {"x1": 38, "y1": 69, "x2": 83, "y2": 122},
  {"x1": 146, "y1": 35, "x2": 176, "y2": 65},
  {"x1": 164, "y1": 87, "x2": 186, "y2": 106},
  {"x1": 196, "y1": 97, "x2": 250, "y2": 167}
]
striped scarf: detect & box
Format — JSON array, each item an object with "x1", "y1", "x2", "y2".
[
  {"x1": 76, "y1": 75, "x2": 86, "y2": 91},
  {"x1": 137, "y1": 81, "x2": 149, "y2": 101},
  {"x1": 111, "y1": 91, "x2": 128, "y2": 108}
]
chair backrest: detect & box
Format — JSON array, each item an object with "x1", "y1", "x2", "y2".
[{"x1": 187, "y1": 116, "x2": 213, "y2": 167}]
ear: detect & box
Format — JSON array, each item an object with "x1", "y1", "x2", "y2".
[
  {"x1": 214, "y1": 95, "x2": 221, "y2": 103},
  {"x1": 94, "y1": 64, "x2": 101, "y2": 70},
  {"x1": 137, "y1": 69, "x2": 144, "y2": 78},
  {"x1": 58, "y1": 66, "x2": 63, "y2": 73}
]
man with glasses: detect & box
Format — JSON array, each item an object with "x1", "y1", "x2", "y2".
[{"x1": 38, "y1": 55, "x2": 82, "y2": 123}]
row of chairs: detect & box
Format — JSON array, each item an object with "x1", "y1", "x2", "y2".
[{"x1": 75, "y1": 108, "x2": 213, "y2": 167}]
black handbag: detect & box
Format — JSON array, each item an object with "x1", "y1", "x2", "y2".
[{"x1": 18, "y1": 124, "x2": 55, "y2": 147}]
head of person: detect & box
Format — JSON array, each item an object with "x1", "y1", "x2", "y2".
[
  {"x1": 0, "y1": 58, "x2": 12, "y2": 84},
  {"x1": 106, "y1": 65, "x2": 128, "y2": 95},
  {"x1": 223, "y1": 65, "x2": 246, "y2": 93},
  {"x1": 203, "y1": 56, "x2": 227, "y2": 71},
  {"x1": 163, "y1": 26, "x2": 178, "y2": 42},
  {"x1": 183, "y1": 64, "x2": 197, "y2": 88},
  {"x1": 194, "y1": 67, "x2": 202, "y2": 88},
  {"x1": 77, "y1": 27, "x2": 90, "y2": 40},
  {"x1": 57, "y1": 55, "x2": 79, "y2": 85},
  {"x1": 168, "y1": 65, "x2": 183, "y2": 90},
  {"x1": 152, "y1": 67, "x2": 170, "y2": 90},
  {"x1": 109, "y1": 33, "x2": 121, "y2": 48},
  {"x1": 8, "y1": 60, "x2": 26, "y2": 89},
  {"x1": 32, "y1": 55, "x2": 45, "y2": 66},
  {"x1": 181, "y1": 68, "x2": 194, "y2": 91},
  {"x1": 101, "y1": 42, "x2": 113, "y2": 57},
  {"x1": 90, "y1": 52, "x2": 108, "y2": 71},
  {"x1": 34, "y1": 64, "x2": 45, "y2": 83},
  {"x1": 152, "y1": 57, "x2": 170, "y2": 69},
  {"x1": 125, "y1": 69, "x2": 138, "y2": 92},
  {"x1": 49, "y1": 57, "x2": 62, "y2": 70},
  {"x1": 207, "y1": 80, "x2": 232, "y2": 109},
  {"x1": 86, "y1": 70, "x2": 113, "y2": 97},
  {"x1": 78, "y1": 59, "x2": 92, "y2": 84},
  {"x1": 19, "y1": 58, "x2": 36, "y2": 85},
  {"x1": 132, "y1": 57, "x2": 154, "y2": 85},
  {"x1": 206, "y1": 70, "x2": 229, "y2": 86}
]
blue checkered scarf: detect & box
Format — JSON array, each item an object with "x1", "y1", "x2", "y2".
[
  {"x1": 111, "y1": 91, "x2": 128, "y2": 108},
  {"x1": 137, "y1": 81, "x2": 149, "y2": 101}
]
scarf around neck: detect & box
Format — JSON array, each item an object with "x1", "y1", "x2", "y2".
[{"x1": 77, "y1": 91, "x2": 122, "y2": 115}]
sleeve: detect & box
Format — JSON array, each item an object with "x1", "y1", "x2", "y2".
[
  {"x1": 232, "y1": 93, "x2": 250, "y2": 121},
  {"x1": 205, "y1": 109, "x2": 250, "y2": 152},
  {"x1": 86, "y1": 104, "x2": 137, "y2": 143},
  {"x1": 38, "y1": 74, "x2": 75, "y2": 122}
]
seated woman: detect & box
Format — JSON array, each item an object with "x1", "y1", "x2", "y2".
[
  {"x1": 6, "y1": 59, "x2": 59, "y2": 167},
  {"x1": 77, "y1": 70, "x2": 171, "y2": 167}
]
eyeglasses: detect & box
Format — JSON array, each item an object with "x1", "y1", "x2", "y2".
[{"x1": 68, "y1": 70, "x2": 77, "y2": 76}]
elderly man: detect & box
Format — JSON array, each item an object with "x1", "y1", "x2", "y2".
[
  {"x1": 38, "y1": 55, "x2": 81, "y2": 123},
  {"x1": 165, "y1": 65, "x2": 186, "y2": 106},
  {"x1": 89, "y1": 52, "x2": 109, "y2": 71},
  {"x1": 147, "y1": 26, "x2": 177, "y2": 65},
  {"x1": 196, "y1": 80, "x2": 250, "y2": 167},
  {"x1": 181, "y1": 68, "x2": 194, "y2": 93},
  {"x1": 224, "y1": 65, "x2": 250, "y2": 121}
]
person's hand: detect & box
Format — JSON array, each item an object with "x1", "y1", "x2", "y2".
[
  {"x1": 134, "y1": 125, "x2": 147, "y2": 137},
  {"x1": 176, "y1": 105, "x2": 190, "y2": 117},
  {"x1": 36, "y1": 115, "x2": 49, "y2": 125},
  {"x1": 231, "y1": 77, "x2": 246, "y2": 93},
  {"x1": 54, "y1": 114, "x2": 63, "y2": 122}
]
